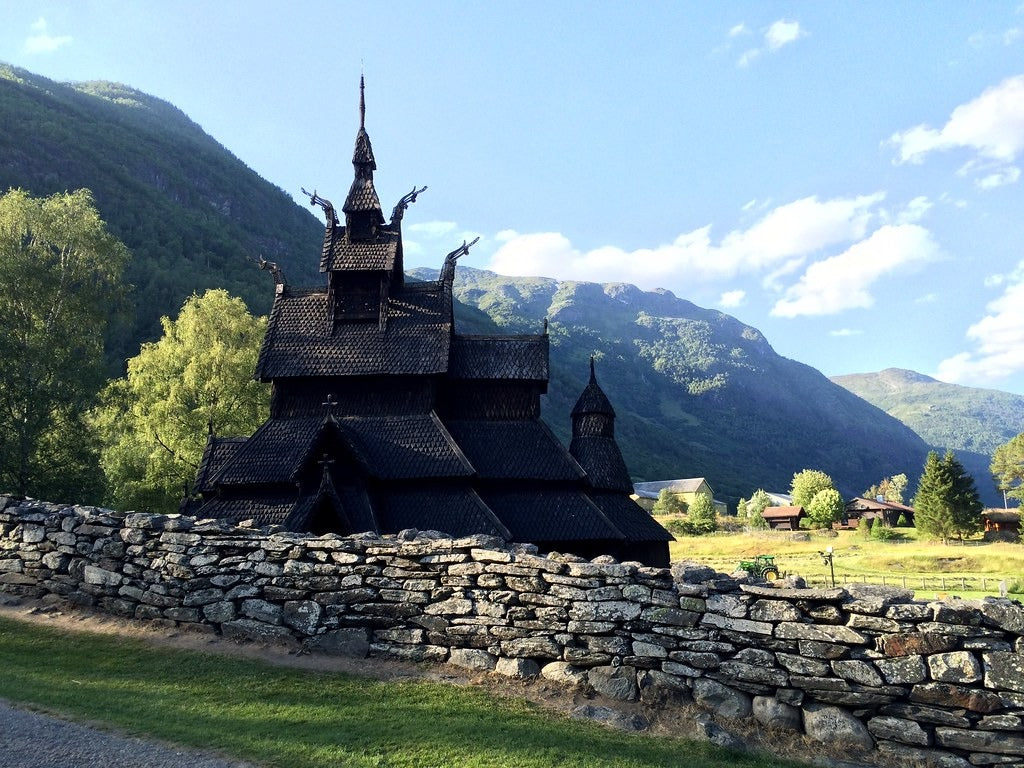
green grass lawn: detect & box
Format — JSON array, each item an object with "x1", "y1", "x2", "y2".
[
  {"x1": 667, "y1": 527, "x2": 1024, "y2": 600},
  {"x1": 0, "y1": 615, "x2": 802, "y2": 768}
]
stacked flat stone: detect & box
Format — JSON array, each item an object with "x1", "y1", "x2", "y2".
[{"x1": 2, "y1": 497, "x2": 1022, "y2": 767}]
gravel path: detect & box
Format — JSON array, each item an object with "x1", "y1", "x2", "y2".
[{"x1": 0, "y1": 701, "x2": 259, "y2": 768}]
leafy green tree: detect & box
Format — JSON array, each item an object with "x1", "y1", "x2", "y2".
[
  {"x1": 747, "y1": 489, "x2": 773, "y2": 517},
  {"x1": 652, "y1": 488, "x2": 687, "y2": 516},
  {"x1": 96, "y1": 290, "x2": 268, "y2": 513},
  {"x1": 913, "y1": 450, "x2": 983, "y2": 543},
  {"x1": 0, "y1": 188, "x2": 128, "y2": 500},
  {"x1": 857, "y1": 515, "x2": 871, "y2": 539},
  {"x1": 887, "y1": 473, "x2": 909, "y2": 504},
  {"x1": 747, "y1": 508, "x2": 769, "y2": 531},
  {"x1": 867, "y1": 473, "x2": 910, "y2": 504},
  {"x1": 791, "y1": 469, "x2": 835, "y2": 509},
  {"x1": 806, "y1": 488, "x2": 844, "y2": 529},
  {"x1": 896, "y1": 512, "x2": 909, "y2": 527},
  {"x1": 681, "y1": 492, "x2": 718, "y2": 535},
  {"x1": 991, "y1": 433, "x2": 1024, "y2": 507},
  {"x1": 744, "y1": 489, "x2": 772, "y2": 531}
]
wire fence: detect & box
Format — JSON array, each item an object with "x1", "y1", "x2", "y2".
[{"x1": 795, "y1": 572, "x2": 1018, "y2": 594}]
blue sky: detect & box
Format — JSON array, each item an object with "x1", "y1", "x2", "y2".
[{"x1": 4, "y1": 3, "x2": 1024, "y2": 393}]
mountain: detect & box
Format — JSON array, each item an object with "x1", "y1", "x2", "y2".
[
  {"x1": 412, "y1": 268, "x2": 932, "y2": 507},
  {"x1": 831, "y1": 368, "x2": 1024, "y2": 506},
  {"x1": 1, "y1": 63, "x2": 933, "y2": 509},
  {"x1": 0, "y1": 63, "x2": 323, "y2": 368}
]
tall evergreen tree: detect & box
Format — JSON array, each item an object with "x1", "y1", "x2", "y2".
[
  {"x1": 913, "y1": 451, "x2": 953, "y2": 542},
  {"x1": 913, "y1": 450, "x2": 981, "y2": 543},
  {"x1": 947, "y1": 451, "x2": 983, "y2": 541}
]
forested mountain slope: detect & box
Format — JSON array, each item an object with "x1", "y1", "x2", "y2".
[
  {"x1": 0, "y1": 64, "x2": 323, "y2": 367},
  {"x1": 832, "y1": 368, "x2": 1024, "y2": 506},
  {"x1": 416, "y1": 268, "x2": 932, "y2": 507}
]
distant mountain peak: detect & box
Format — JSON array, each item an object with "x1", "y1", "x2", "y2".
[{"x1": 878, "y1": 368, "x2": 938, "y2": 384}]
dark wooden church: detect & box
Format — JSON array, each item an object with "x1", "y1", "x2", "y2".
[{"x1": 189, "y1": 81, "x2": 672, "y2": 567}]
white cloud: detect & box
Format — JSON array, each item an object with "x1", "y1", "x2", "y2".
[
  {"x1": 737, "y1": 49, "x2": 761, "y2": 68},
  {"x1": 977, "y1": 166, "x2": 1021, "y2": 189},
  {"x1": 403, "y1": 220, "x2": 482, "y2": 260},
  {"x1": 770, "y1": 224, "x2": 940, "y2": 318},
  {"x1": 829, "y1": 328, "x2": 863, "y2": 337},
  {"x1": 719, "y1": 290, "x2": 746, "y2": 308},
  {"x1": 409, "y1": 220, "x2": 458, "y2": 238},
  {"x1": 765, "y1": 20, "x2": 804, "y2": 51},
  {"x1": 737, "y1": 18, "x2": 806, "y2": 66},
  {"x1": 888, "y1": 74, "x2": 1024, "y2": 187},
  {"x1": 970, "y1": 27, "x2": 1024, "y2": 47},
  {"x1": 487, "y1": 192, "x2": 888, "y2": 289},
  {"x1": 895, "y1": 196, "x2": 933, "y2": 224},
  {"x1": 937, "y1": 271, "x2": 1024, "y2": 385},
  {"x1": 23, "y1": 17, "x2": 72, "y2": 54},
  {"x1": 728, "y1": 23, "x2": 749, "y2": 38}
]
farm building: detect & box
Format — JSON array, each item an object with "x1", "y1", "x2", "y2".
[
  {"x1": 186, "y1": 80, "x2": 672, "y2": 566},
  {"x1": 982, "y1": 509, "x2": 1020, "y2": 541},
  {"x1": 632, "y1": 478, "x2": 729, "y2": 516},
  {"x1": 843, "y1": 497, "x2": 915, "y2": 529},
  {"x1": 761, "y1": 506, "x2": 806, "y2": 531}
]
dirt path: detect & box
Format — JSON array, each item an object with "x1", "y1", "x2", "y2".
[{"x1": 0, "y1": 701, "x2": 260, "y2": 768}]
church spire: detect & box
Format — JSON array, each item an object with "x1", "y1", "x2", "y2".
[
  {"x1": 359, "y1": 74, "x2": 366, "y2": 129},
  {"x1": 343, "y1": 77, "x2": 383, "y2": 239}
]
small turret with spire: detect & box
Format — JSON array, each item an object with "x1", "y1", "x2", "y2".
[{"x1": 571, "y1": 356, "x2": 616, "y2": 438}]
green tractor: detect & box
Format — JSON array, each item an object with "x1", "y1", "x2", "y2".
[{"x1": 737, "y1": 554, "x2": 780, "y2": 581}]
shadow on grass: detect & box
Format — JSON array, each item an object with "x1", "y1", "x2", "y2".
[{"x1": 0, "y1": 615, "x2": 806, "y2": 768}]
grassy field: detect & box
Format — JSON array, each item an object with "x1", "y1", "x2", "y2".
[
  {"x1": 0, "y1": 615, "x2": 804, "y2": 768},
  {"x1": 667, "y1": 525, "x2": 1024, "y2": 600}
]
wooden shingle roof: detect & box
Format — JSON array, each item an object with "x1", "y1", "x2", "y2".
[
  {"x1": 379, "y1": 487, "x2": 512, "y2": 540},
  {"x1": 340, "y1": 414, "x2": 475, "y2": 480},
  {"x1": 319, "y1": 231, "x2": 399, "y2": 272},
  {"x1": 212, "y1": 416, "x2": 323, "y2": 486},
  {"x1": 210, "y1": 413, "x2": 475, "y2": 488},
  {"x1": 569, "y1": 435, "x2": 633, "y2": 494},
  {"x1": 254, "y1": 283, "x2": 451, "y2": 379},
  {"x1": 481, "y1": 489, "x2": 625, "y2": 542},
  {"x1": 195, "y1": 492, "x2": 299, "y2": 527},
  {"x1": 193, "y1": 436, "x2": 247, "y2": 494},
  {"x1": 448, "y1": 335, "x2": 549, "y2": 381},
  {"x1": 343, "y1": 175, "x2": 382, "y2": 214},
  {"x1": 445, "y1": 420, "x2": 585, "y2": 481},
  {"x1": 572, "y1": 359, "x2": 615, "y2": 417},
  {"x1": 588, "y1": 492, "x2": 674, "y2": 542}
]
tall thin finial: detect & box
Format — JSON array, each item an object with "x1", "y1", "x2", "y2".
[
  {"x1": 589, "y1": 355, "x2": 596, "y2": 381},
  {"x1": 359, "y1": 75, "x2": 366, "y2": 129}
]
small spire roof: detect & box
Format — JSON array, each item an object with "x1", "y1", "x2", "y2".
[
  {"x1": 344, "y1": 76, "x2": 382, "y2": 216},
  {"x1": 572, "y1": 357, "x2": 615, "y2": 417}
]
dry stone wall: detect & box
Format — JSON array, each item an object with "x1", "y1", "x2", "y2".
[{"x1": 2, "y1": 497, "x2": 1023, "y2": 767}]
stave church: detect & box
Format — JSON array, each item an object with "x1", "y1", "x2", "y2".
[{"x1": 188, "y1": 80, "x2": 672, "y2": 567}]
